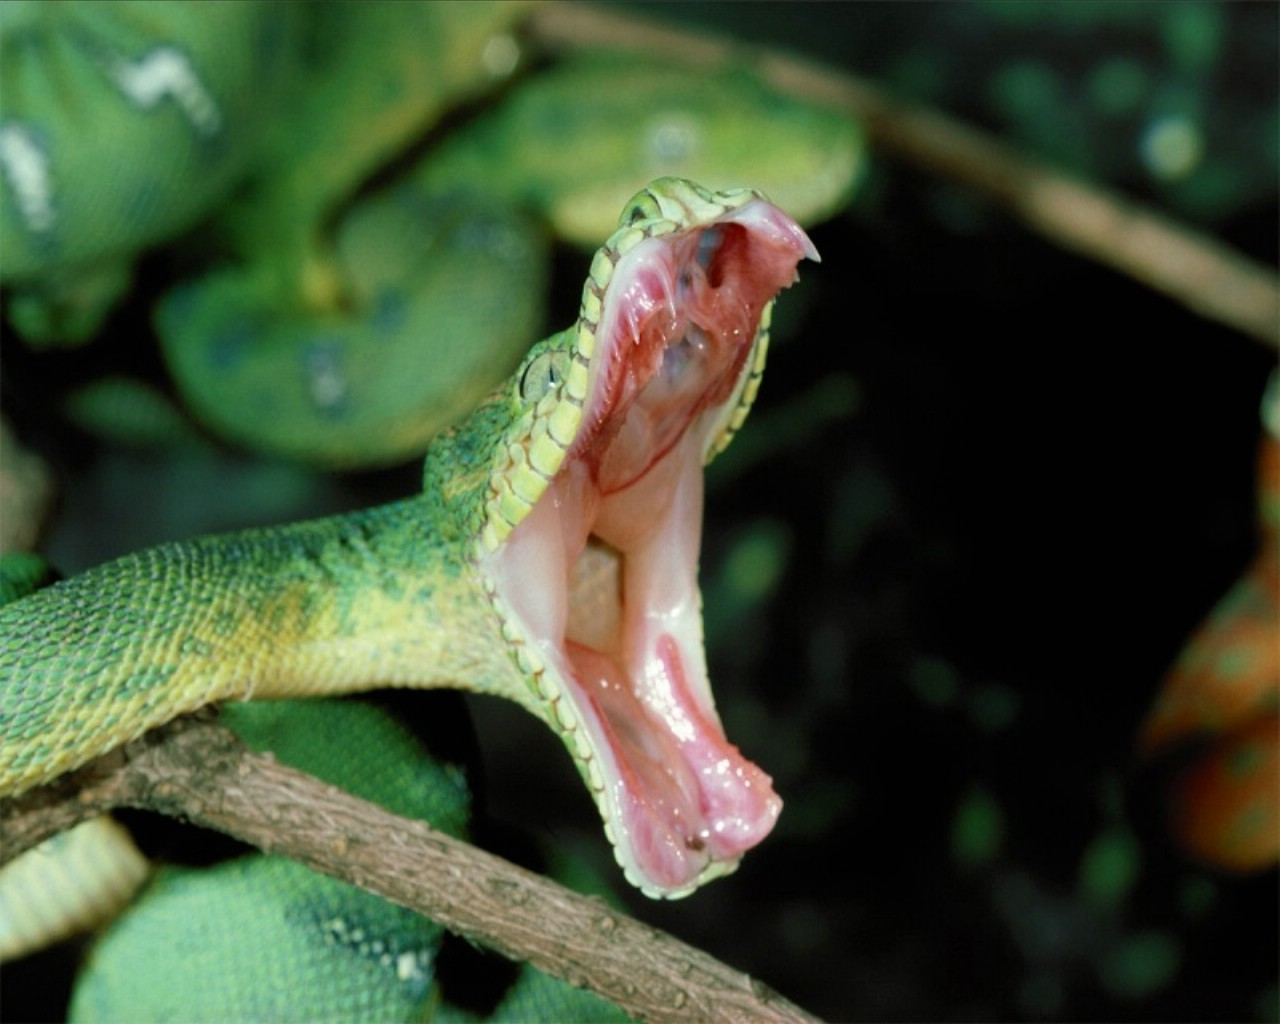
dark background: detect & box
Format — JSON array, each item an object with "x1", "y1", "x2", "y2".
[
  {"x1": 4, "y1": 3, "x2": 1277, "y2": 1021},
  {"x1": 488, "y1": 4, "x2": 1280, "y2": 1019}
]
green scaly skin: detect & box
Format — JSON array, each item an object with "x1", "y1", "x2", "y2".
[
  {"x1": 0, "y1": 2, "x2": 300, "y2": 342},
  {"x1": 0, "y1": 1, "x2": 297, "y2": 279},
  {"x1": 157, "y1": 186, "x2": 549, "y2": 468},
  {"x1": 1, "y1": 497, "x2": 516, "y2": 788},
  {"x1": 156, "y1": 29, "x2": 858, "y2": 468},
  {"x1": 0, "y1": 562, "x2": 624, "y2": 1019},
  {"x1": 155, "y1": 3, "x2": 539, "y2": 467},
  {"x1": 419, "y1": 51, "x2": 864, "y2": 247},
  {"x1": 1, "y1": 178, "x2": 816, "y2": 903}
]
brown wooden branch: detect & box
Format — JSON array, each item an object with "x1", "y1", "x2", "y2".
[
  {"x1": 0, "y1": 714, "x2": 819, "y2": 1024},
  {"x1": 526, "y1": 3, "x2": 1280, "y2": 350}
]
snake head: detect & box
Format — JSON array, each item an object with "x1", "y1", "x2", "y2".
[{"x1": 468, "y1": 178, "x2": 816, "y2": 897}]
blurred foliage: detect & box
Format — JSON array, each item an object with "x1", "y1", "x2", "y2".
[{"x1": 649, "y1": 0, "x2": 1276, "y2": 233}]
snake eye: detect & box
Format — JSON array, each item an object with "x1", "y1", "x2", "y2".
[{"x1": 519, "y1": 350, "x2": 568, "y2": 403}]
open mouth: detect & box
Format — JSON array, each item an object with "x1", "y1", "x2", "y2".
[{"x1": 486, "y1": 190, "x2": 816, "y2": 897}]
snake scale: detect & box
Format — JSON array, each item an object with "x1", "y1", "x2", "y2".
[{"x1": 1, "y1": 178, "x2": 816, "y2": 1018}]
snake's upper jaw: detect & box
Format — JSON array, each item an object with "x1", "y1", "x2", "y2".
[{"x1": 488, "y1": 189, "x2": 813, "y2": 897}]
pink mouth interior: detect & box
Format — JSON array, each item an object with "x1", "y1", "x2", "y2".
[{"x1": 494, "y1": 202, "x2": 813, "y2": 894}]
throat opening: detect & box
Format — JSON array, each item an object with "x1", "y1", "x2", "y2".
[{"x1": 565, "y1": 536, "x2": 624, "y2": 657}]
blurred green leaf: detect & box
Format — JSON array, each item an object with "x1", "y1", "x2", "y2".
[
  {"x1": 1098, "y1": 930, "x2": 1182, "y2": 1000},
  {"x1": 1086, "y1": 58, "x2": 1150, "y2": 118},
  {"x1": 951, "y1": 784, "x2": 1005, "y2": 870},
  {"x1": 908, "y1": 655, "x2": 960, "y2": 710},
  {"x1": 826, "y1": 461, "x2": 897, "y2": 565},
  {"x1": 967, "y1": 683, "x2": 1020, "y2": 733},
  {"x1": 702, "y1": 518, "x2": 791, "y2": 645},
  {"x1": 1161, "y1": 3, "x2": 1225, "y2": 74},
  {"x1": 1077, "y1": 826, "x2": 1141, "y2": 907},
  {"x1": 1177, "y1": 875, "x2": 1217, "y2": 921}
]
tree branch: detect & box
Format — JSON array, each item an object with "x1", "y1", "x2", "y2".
[
  {"x1": 0, "y1": 714, "x2": 819, "y2": 1024},
  {"x1": 526, "y1": 3, "x2": 1280, "y2": 350}
]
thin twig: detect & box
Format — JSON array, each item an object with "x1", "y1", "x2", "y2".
[
  {"x1": 0, "y1": 715, "x2": 820, "y2": 1024},
  {"x1": 526, "y1": 3, "x2": 1280, "y2": 349}
]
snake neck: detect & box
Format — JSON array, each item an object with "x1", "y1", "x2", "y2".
[{"x1": 0, "y1": 496, "x2": 518, "y2": 797}]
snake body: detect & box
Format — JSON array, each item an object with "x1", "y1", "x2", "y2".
[
  {"x1": 2, "y1": 2, "x2": 859, "y2": 470},
  {"x1": 2, "y1": 180, "x2": 815, "y2": 906},
  {"x1": 0, "y1": 2, "x2": 299, "y2": 343},
  {"x1": 156, "y1": 186, "x2": 548, "y2": 467},
  {"x1": 0, "y1": 2, "x2": 294, "y2": 279},
  {"x1": 419, "y1": 52, "x2": 864, "y2": 247},
  {"x1": 3, "y1": 498, "x2": 503, "y2": 787},
  {"x1": 66, "y1": 696, "x2": 626, "y2": 1021},
  {"x1": 148, "y1": 2, "x2": 540, "y2": 467}
]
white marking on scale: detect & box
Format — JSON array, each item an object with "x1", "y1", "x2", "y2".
[
  {"x1": 107, "y1": 47, "x2": 221, "y2": 135},
  {"x1": 396, "y1": 952, "x2": 426, "y2": 982},
  {"x1": 0, "y1": 123, "x2": 54, "y2": 233}
]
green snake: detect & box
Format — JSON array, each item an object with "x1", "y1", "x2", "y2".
[
  {"x1": 63, "y1": 695, "x2": 630, "y2": 1021},
  {"x1": 1, "y1": 1, "x2": 859, "y2": 469},
  {"x1": 2, "y1": 181, "x2": 815, "y2": 907}
]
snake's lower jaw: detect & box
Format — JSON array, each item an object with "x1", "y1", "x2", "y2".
[
  {"x1": 602, "y1": 630, "x2": 785, "y2": 897},
  {"x1": 501, "y1": 439, "x2": 783, "y2": 898},
  {"x1": 488, "y1": 189, "x2": 811, "y2": 896},
  {"x1": 568, "y1": 440, "x2": 783, "y2": 897}
]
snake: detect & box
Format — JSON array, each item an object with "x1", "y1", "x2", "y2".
[
  {"x1": 64, "y1": 694, "x2": 631, "y2": 1021},
  {"x1": 1, "y1": 1, "x2": 859, "y2": 469},
  {"x1": 0, "y1": 1, "x2": 300, "y2": 342},
  {"x1": 1, "y1": 180, "x2": 816, "y2": 1014}
]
